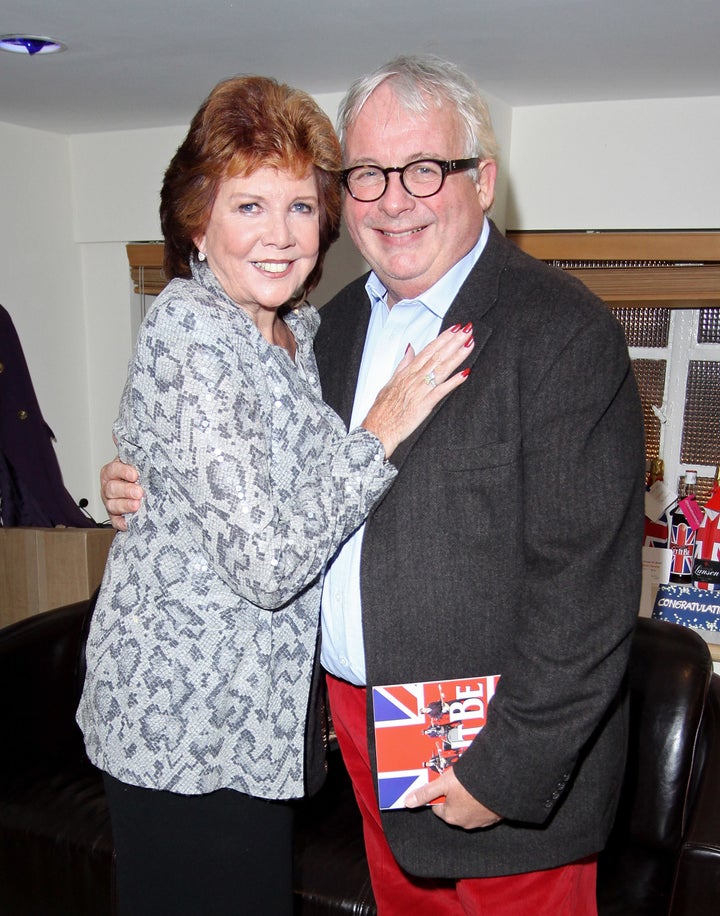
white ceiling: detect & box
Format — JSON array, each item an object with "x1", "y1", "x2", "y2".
[{"x1": 2, "y1": 0, "x2": 719, "y2": 135}]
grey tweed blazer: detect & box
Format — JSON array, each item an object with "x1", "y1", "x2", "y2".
[
  {"x1": 315, "y1": 221, "x2": 646, "y2": 878},
  {"x1": 78, "y1": 259, "x2": 395, "y2": 800}
]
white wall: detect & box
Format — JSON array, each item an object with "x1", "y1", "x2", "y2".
[
  {"x1": 71, "y1": 124, "x2": 187, "y2": 518},
  {"x1": 507, "y1": 96, "x2": 720, "y2": 230},
  {"x1": 2, "y1": 91, "x2": 717, "y2": 520}
]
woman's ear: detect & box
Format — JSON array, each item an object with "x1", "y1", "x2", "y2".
[{"x1": 192, "y1": 234, "x2": 206, "y2": 259}]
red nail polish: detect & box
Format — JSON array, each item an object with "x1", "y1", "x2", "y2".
[
  {"x1": 464, "y1": 336, "x2": 474, "y2": 348},
  {"x1": 461, "y1": 368, "x2": 471, "y2": 378},
  {"x1": 462, "y1": 322, "x2": 473, "y2": 333},
  {"x1": 449, "y1": 323, "x2": 461, "y2": 333}
]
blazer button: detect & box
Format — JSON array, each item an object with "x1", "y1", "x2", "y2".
[
  {"x1": 0, "y1": 361, "x2": 5, "y2": 372},
  {"x1": 17, "y1": 409, "x2": 29, "y2": 420}
]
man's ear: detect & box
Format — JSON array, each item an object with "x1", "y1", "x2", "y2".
[{"x1": 477, "y1": 160, "x2": 497, "y2": 212}]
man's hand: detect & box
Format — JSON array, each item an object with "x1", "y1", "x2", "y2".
[
  {"x1": 404, "y1": 768, "x2": 502, "y2": 830},
  {"x1": 100, "y1": 458, "x2": 144, "y2": 531}
]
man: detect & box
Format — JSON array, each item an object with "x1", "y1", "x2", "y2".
[{"x1": 102, "y1": 55, "x2": 645, "y2": 914}]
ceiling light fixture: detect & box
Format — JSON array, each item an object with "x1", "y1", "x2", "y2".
[{"x1": 0, "y1": 34, "x2": 67, "y2": 55}]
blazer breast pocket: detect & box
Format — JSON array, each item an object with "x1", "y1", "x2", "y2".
[{"x1": 442, "y1": 438, "x2": 520, "y2": 473}]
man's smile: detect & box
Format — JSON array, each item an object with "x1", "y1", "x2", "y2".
[{"x1": 379, "y1": 226, "x2": 427, "y2": 238}]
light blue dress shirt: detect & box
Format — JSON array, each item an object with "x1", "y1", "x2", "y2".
[{"x1": 320, "y1": 220, "x2": 490, "y2": 685}]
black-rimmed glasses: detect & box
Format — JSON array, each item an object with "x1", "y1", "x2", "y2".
[{"x1": 341, "y1": 157, "x2": 480, "y2": 202}]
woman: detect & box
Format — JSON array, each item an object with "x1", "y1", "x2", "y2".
[{"x1": 77, "y1": 75, "x2": 472, "y2": 916}]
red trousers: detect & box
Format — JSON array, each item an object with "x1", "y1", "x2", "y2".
[{"x1": 326, "y1": 674, "x2": 597, "y2": 916}]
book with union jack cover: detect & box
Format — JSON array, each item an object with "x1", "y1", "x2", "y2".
[{"x1": 372, "y1": 674, "x2": 500, "y2": 810}]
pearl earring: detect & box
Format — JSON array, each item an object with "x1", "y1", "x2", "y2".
[{"x1": 198, "y1": 251, "x2": 206, "y2": 262}]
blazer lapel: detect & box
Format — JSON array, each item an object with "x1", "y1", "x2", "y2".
[
  {"x1": 318, "y1": 291, "x2": 370, "y2": 429},
  {"x1": 442, "y1": 221, "x2": 507, "y2": 332}
]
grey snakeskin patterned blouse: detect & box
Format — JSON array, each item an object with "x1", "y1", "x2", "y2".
[{"x1": 77, "y1": 257, "x2": 395, "y2": 799}]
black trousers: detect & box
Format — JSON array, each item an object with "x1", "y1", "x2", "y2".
[{"x1": 103, "y1": 773, "x2": 294, "y2": 916}]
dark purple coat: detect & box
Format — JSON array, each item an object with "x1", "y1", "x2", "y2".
[{"x1": 0, "y1": 305, "x2": 95, "y2": 528}]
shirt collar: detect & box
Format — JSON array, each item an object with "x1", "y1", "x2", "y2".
[{"x1": 364, "y1": 217, "x2": 490, "y2": 318}]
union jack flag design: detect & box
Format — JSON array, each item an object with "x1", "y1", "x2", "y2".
[
  {"x1": 643, "y1": 516, "x2": 668, "y2": 549},
  {"x1": 372, "y1": 675, "x2": 500, "y2": 809},
  {"x1": 670, "y1": 521, "x2": 696, "y2": 578}
]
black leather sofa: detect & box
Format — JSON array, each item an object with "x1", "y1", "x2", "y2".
[{"x1": 1, "y1": 597, "x2": 719, "y2": 915}]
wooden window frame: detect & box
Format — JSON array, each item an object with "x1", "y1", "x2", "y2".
[
  {"x1": 506, "y1": 230, "x2": 720, "y2": 306},
  {"x1": 126, "y1": 242, "x2": 166, "y2": 296}
]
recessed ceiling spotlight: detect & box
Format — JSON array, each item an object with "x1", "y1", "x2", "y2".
[{"x1": 0, "y1": 34, "x2": 67, "y2": 55}]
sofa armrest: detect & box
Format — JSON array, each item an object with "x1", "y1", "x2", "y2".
[
  {"x1": 0, "y1": 600, "x2": 92, "y2": 778},
  {"x1": 670, "y1": 673, "x2": 720, "y2": 915}
]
